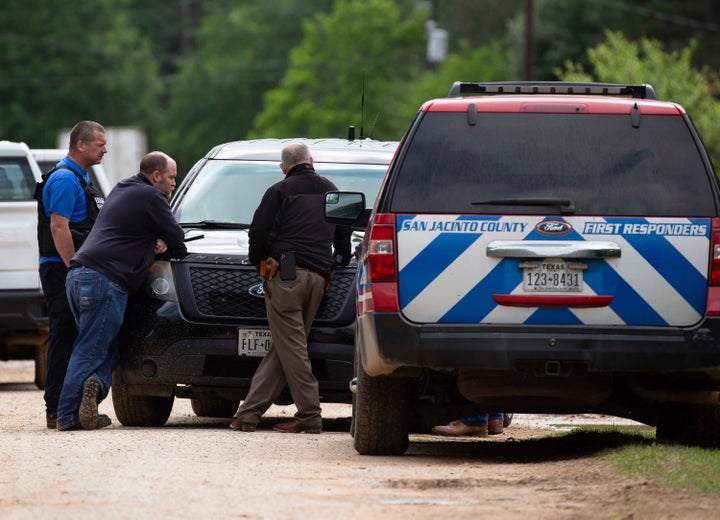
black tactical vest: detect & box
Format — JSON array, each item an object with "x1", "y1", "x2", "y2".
[{"x1": 34, "y1": 165, "x2": 105, "y2": 258}]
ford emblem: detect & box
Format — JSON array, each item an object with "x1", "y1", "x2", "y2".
[
  {"x1": 535, "y1": 220, "x2": 572, "y2": 236},
  {"x1": 248, "y1": 283, "x2": 265, "y2": 298}
]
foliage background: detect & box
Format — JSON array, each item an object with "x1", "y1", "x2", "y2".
[{"x1": 1, "y1": 0, "x2": 719, "y2": 174}]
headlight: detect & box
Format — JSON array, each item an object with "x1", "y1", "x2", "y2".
[{"x1": 146, "y1": 260, "x2": 177, "y2": 302}]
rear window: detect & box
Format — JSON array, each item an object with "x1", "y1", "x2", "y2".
[{"x1": 389, "y1": 112, "x2": 717, "y2": 216}]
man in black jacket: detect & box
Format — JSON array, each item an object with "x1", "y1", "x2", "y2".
[
  {"x1": 230, "y1": 142, "x2": 350, "y2": 434},
  {"x1": 56, "y1": 151, "x2": 186, "y2": 431}
]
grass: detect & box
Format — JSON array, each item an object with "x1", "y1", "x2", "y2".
[{"x1": 568, "y1": 425, "x2": 720, "y2": 494}]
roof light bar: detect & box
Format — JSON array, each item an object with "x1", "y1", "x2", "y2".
[{"x1": 447, "y1": 81, "x2": 657, "y2": 100}]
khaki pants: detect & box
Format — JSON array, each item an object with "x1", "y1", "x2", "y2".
[{"x1": 235, "y1": 268, "x2": 325, "y2": 426}]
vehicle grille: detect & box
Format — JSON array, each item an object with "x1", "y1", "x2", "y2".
[{"x1": 186, "y1": 266, "x2": 354, "y2": 321}]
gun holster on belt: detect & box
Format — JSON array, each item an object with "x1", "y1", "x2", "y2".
[
  {"x1": 323, "y1": 271, "x2": 334, "y2": 293},
  {"x1": 259, "y1": 258, "x2": 279, "y2": 280}
]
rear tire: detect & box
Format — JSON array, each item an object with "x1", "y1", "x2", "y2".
[
  {"x1": 34, "y1": 337, "x2": 49, "y2": 390},
  {"x1": 656, "y1": 401, "x2": 720, "y2": 448},
  {"x1": 352, "y1": 348, "x2": 410, "y2": 455},
  {"x1": 350, "y1": 378, "x2": 357, "y2": 438},
  {"x1": 190, "y1": 397, "x2": 239, "y2": 418},
  {"x1": 111, "y1": 370, "x2": 174, "y2": 426}
]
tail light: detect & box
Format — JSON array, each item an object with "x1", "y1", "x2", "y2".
[
  {"x1": 711, "y1": 218, "x2": 720, "y2": 286},
  {"x1": 368, "y1": 213, "x2": 397, "y2": 282},
  {"x1": 706, "y1": 218, "x2": 720, "y2": 315}
]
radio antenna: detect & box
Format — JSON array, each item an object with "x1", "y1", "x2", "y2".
[
  {"x1": 367, "y1": 113, "x2": 379, "y2": 139},
  {"x1": 360, "y1": 73, "x2": 365, "y2": 140}
]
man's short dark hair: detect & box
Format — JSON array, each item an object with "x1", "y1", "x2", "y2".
[{"x1": 69, "y1": 121, "x2": 105, "y2": 150}]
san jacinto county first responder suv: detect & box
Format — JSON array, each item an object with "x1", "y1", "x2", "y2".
[{"x1": 343, "y1": 81, "x2": 720, "y2": 455}]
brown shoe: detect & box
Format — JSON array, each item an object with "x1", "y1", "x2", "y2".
[
  {"x1": 488, "y1": 419, "x2": 504, "y2": 435},
  {"x1": 432, "y1": 420, "x2": 488, "y2": 437},
  {"x1": 79, "y1": 378, "x2": 101, "y2": 430},
  {"x1": 229, "y1": 417, "x2": 257, "y2": 432},
  {"x1": 273, "y1": 420, "x2": 321, "y2": 434},
  {"x1": 58, "y1": 414, "x2": 111, "y2": 431}
]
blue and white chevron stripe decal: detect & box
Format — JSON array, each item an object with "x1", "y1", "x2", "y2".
[{"x1": 396, "y1": 215, "x2": 709, "y2": 327}]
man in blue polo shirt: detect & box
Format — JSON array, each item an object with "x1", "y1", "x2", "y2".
[{"x1": 36, "y1": 120, "x2": 107, "y2": 429}]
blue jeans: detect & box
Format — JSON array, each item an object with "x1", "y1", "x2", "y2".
[
  {"x1": 461, "y1": 413, "x2": 505, "y2": 427},
  {"x1": 56, "y1": 267, "x2": 127, "y2": 430}
]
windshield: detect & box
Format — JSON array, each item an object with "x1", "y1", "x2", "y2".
[{"x1": 174, "y1": 160, "x2": 387, "y2": 224}]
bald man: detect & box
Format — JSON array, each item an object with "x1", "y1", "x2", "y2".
[
  {"x1": 230, "y1": 143, "x2": 351, "y2": 434},
  {"x1": 56, "y1": 151, "x2": 186, "y2": 431}
]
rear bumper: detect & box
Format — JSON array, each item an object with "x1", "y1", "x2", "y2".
[
  {"x1": 358, "y1": 312, "x2": 720, "y2": 377},
  {"x1": 0, "y1": 290, "x2": 47, "y2": 330}
]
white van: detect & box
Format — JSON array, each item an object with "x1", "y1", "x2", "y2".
[{"x1": 0, "y1": 141, "x2": 48, "y2": 387}]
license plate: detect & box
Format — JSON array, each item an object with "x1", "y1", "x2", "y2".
[
  {"x1": 238, "y1": 329, "x2": 271, "y2": 357},
  {"x1": 520, "y1": 259, "x2": 585, "y2": 292}
]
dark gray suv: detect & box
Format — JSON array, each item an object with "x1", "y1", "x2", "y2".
[{"x1": 113, "y1": 138, "x2": 397, "y2": 426}]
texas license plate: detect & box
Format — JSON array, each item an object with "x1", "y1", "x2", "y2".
[
  {"x1": 238, "y1": 329, "x2": 271, "y2": 357},
  {"x1": 520, "y1": 259, "x2": 585, "y2": 292}
]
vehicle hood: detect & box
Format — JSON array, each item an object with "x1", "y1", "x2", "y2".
[{"x1": 183, "y1": 229, "x2": 249, "y2": 257}]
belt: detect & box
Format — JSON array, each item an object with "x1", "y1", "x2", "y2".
[
  {"x1": 69, "y1": 260, "x2": 84, "y2": 269},
  {"x1": 296, "y1": 265, "x2": 326, "y2": 277}
]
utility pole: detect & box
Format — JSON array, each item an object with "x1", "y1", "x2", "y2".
[
  {"x1": 524, "y1": 0, "x2": 534, "y2": 80},
  {"x1": 425, "y1": 0, "x2": 448, "y2": 66}
]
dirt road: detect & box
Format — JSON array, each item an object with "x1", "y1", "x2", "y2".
[{"x1": 1, "y1": 360, "x2": 717, "y2": 519}]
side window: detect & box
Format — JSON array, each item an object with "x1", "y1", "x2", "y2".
[{"x1": 0, "y1": 160, "x2": 36, "y2": 201}]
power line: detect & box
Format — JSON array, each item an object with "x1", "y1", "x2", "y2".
[{"x1": 594, "y1": 0, "x2": 720, "y2": 32}]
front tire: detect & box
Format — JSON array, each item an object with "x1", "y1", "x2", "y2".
[
  {"x1": 112, "y1": 370, "x2": 174, "y2": 426},
  {"x1": 352, "y1": 347, "x2": 410, "y2": 455}
]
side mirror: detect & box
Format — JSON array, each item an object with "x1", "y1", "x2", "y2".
[{"x1": 324, "y1": 191, "x2": 366, "y2": 227}]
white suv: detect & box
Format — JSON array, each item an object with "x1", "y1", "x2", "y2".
[{"x1": 0, "y1": 141, "x2": 47, "y2": 387}]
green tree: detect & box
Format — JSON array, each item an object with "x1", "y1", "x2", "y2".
[
  {"x1": 388, "y1": 40, "x2": 516, "y2": 125},
  {"x1": 156, "y1": 0, "x2": 334, "y2": 171},
  {"x1": 250, "y1": 0, "x2": 427, "y2": 141},
  {"x1": 558, "y1": 31, "x2": 720, "y2": 170},
  {"x1": 125, "y1": 0, "x2": 207, "y2": 75},
  {"x1": 0, "y1": 0, "x2": 161, "y2": 147},
  {"x1": 434, "y1": 0, "x2": 525, "y2": 51},
  {"x1": 506, "y1": 0, "x2": 720, "y2": 81}
]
